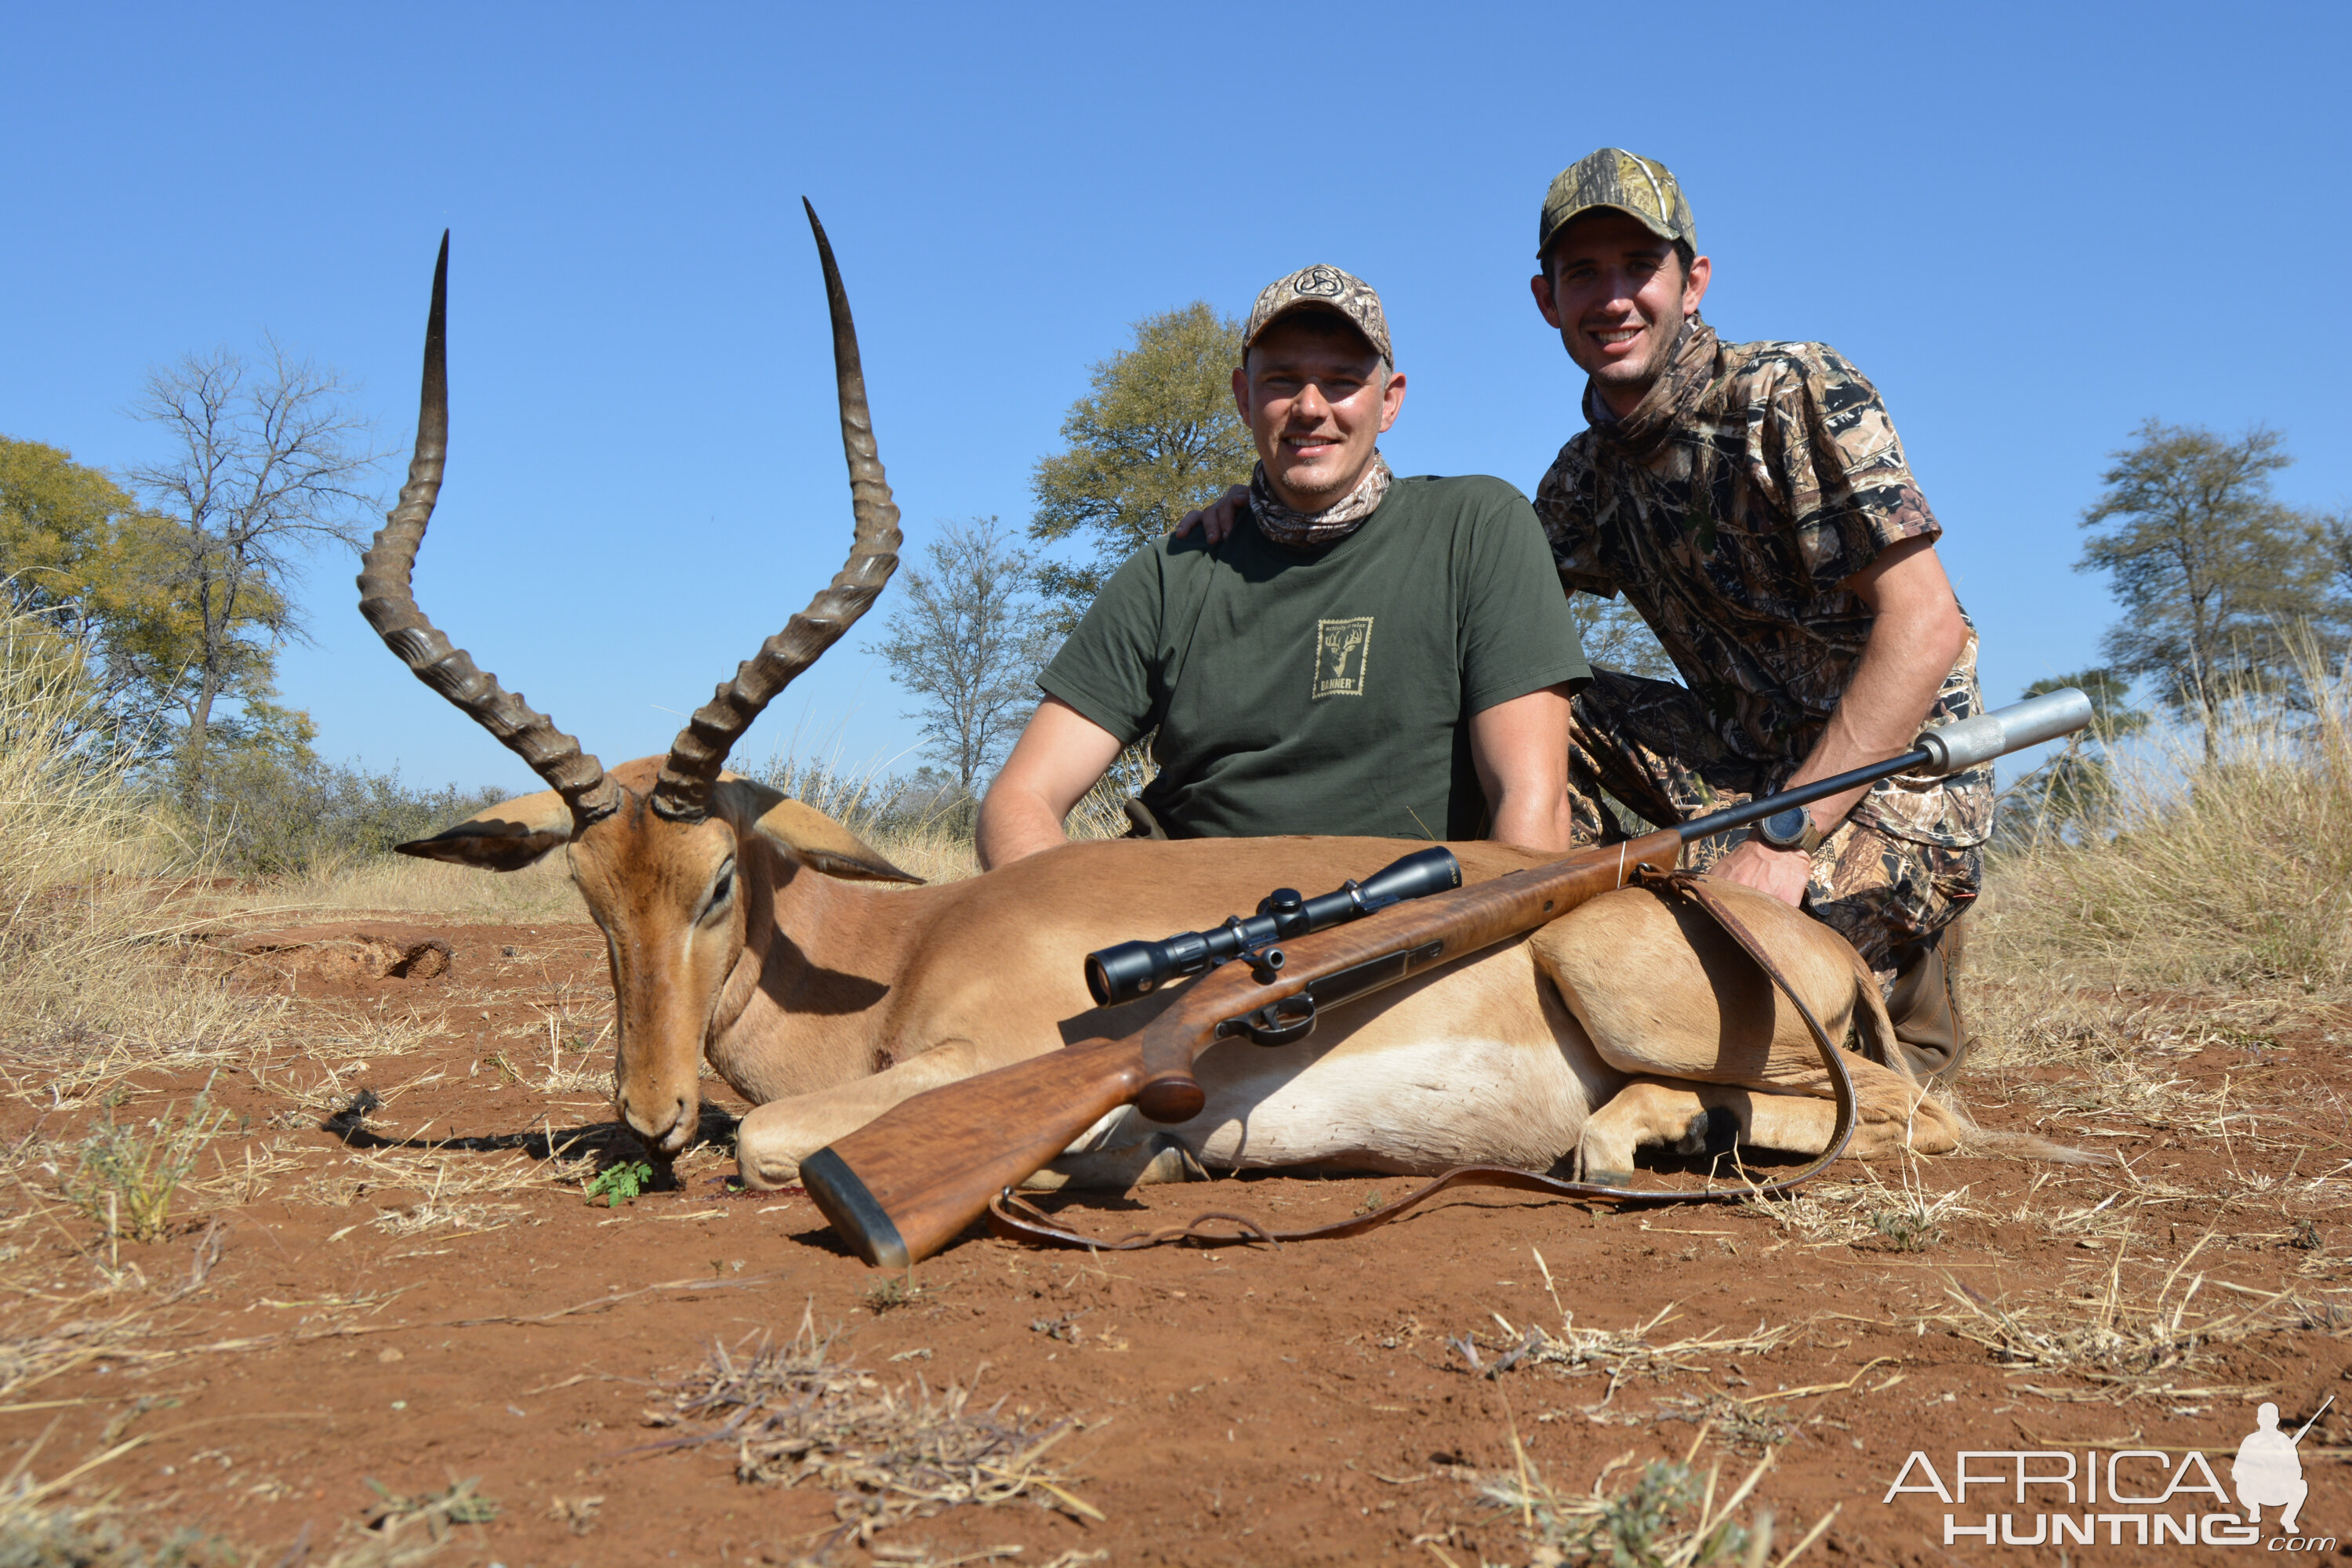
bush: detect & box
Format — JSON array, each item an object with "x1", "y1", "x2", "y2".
[{"x1": 177, "y1": 752, "x2": 509, "y2": 878}]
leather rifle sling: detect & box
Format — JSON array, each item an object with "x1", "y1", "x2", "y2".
[{"x1": 985, "y1": 869, "x2": 1867, "y2": 1252}]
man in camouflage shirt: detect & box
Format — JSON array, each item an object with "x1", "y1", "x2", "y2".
[{"x1": 1528, "y1": 147, "x2": 1988, "y2": 1082}]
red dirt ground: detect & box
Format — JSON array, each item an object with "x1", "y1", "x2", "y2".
[{"x1": 5, "y1": 914, "x2": 2348, "y2": 1566}]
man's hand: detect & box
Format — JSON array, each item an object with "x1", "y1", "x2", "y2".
[
  {"x1": 1470, "y1": 683, "x2": 1577, "y2": 852},
  {"x1": 1171, "y1": 485, "x2": 1250, "y2": 546},
  {"x1": 1705, "y1": 535, "x2": 1967, "y2": 906},
  {"x1": 1707, "y1": 835, "x2": 1817, "y2": 906},
  {"x1": 975, "y1": 698, "x2": 1126, "y2": 870}
]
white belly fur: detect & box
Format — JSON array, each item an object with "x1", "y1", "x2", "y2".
[{"x1": 1094, "y1": 951, "x2": 1624, "y2": 1174}]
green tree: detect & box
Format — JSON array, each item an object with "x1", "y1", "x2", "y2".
[
  {"x1": 0, "y1": 435, "x2": 194, "y2": 751},
  {"x1": 868, "y1": 517, "x2": 1055, "y2": 795},
  {"x1": 125, "y1": 340, "x2": 383, "y2": 789},
  {"x1": 2075, "y1": 420, "x2": 2344, "y2": 747},
  {"x1": 1028, "y1": 303, "x2": 1254, "y2": 634}
]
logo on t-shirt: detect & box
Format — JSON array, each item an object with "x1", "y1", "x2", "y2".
[{"x1": 1312, "y1": 616, "x2": 1374, "y2": 699}]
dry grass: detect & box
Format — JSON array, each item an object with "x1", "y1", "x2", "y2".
[
  {"x1": 1740, "y1": 1164, "x2": 1980, "y2": 1252},
  {"x1": 1472, "y1": 1439, "x2": 1835, "y2": 1568},
  {"x1": 651, "y1": 1306, "x2": 1102, "y2": 1548},
  {"x1": 1451, "y1": 1253, "x2": 1796, "y2": 1405},
  {"x1": 0, "y1": 611, "x2": 272, "y2": 1084},
  {"x1": 1911, "y1": 1233, "x2": 2352, "y2": 1406},
  {"x1": 1979, "y1": 668, "x2": 2352, "y2": 1023}
]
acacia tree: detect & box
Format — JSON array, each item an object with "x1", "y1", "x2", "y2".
[
  {"x1": 125, "y1": 340, "x2": 384, "y2": 787},
  {"x1": 2076, "y1": 420, "x2": 2344, "y2": 748},
  {"x1": 868, "y1": 517, "x2": 1055, "y2": 796},
  {"x1": 1028, "y1": 302, "x2": 1254, "y2": 635}
]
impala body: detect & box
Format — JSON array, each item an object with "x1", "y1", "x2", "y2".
[{"x1": 365, "y1": 209, "x2": 1957, "y2": 1197}]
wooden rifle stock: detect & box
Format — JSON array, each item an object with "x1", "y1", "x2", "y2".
[{"x1": 804, "y1": 828, "x2": 1683, "y2": 1267}]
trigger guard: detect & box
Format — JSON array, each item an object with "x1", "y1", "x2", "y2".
[{"x1": 1238, "y1": 992, "x2": 1316, "y2": 1047}]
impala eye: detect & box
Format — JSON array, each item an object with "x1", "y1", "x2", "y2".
[{"x1": 706, "y1": 861, "x2": 735, "y2": 917}]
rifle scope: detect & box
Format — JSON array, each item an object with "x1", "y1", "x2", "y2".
[{"x1": 1084, "y1": 846, "x2": 1461, "y2": 1007}]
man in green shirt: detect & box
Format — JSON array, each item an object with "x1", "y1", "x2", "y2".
[{"x1": 977, "y1": 263, "x2": 1588, "y2": 868}]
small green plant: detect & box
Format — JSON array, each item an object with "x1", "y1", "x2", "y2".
[
  {"x1": 362, "y1": 1476, "x2": 501, "y2": 1528},
  {"x1": 1868, "y1": 1207, "x2": 1944, "y2": 1253},
  {"x1": 1355, "y1": 1186, "x2": 1386, "y2": 1217},
  {"x1": 583, "y1": 1160, "x2": 655, "y2": 1209},
  {"x1": 865, "y1": 1275, "x2": 918, "y2": 1314},
  {"x1": 67, "y1": 1092, "x2": 233, "y2": 1243},
  {"x1": 1577, "y1": 1461, "x2": 1756, "y2": 1568}
]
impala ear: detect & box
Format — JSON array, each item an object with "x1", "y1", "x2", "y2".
[
  {"x1": 715, "y1": 778, "x2": 923, "y2": 884},
  {"x1": 395, "y1": 789, "x2": 574, "y2": 871}
]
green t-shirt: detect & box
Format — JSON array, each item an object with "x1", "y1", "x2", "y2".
[{"x1": 1040, "y1": 473, "x2": 1590, "y2": 840}]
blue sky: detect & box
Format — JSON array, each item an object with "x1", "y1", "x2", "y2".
[{"x1": 6, "y1": 3, "x2": 2347, "y2": 797}]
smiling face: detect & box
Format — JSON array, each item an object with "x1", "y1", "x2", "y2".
[
  {"x1": 1531, "y1": 209, "x2": 1711, "y2": 419},
  {"x1": 1230, "y1": 313, "x2": 1406, "y2": 512}
]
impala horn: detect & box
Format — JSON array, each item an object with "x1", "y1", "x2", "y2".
[
  {"x1": 357, "y1": 233, "x2": 619, "y2": 826},
  {"x1": 650, "y1": 199, "x2": 902, "y2": 822}
]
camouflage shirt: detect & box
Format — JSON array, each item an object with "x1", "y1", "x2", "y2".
[{"x1": 1532, "y1": 317, "x2": 1991, "y2": 848}]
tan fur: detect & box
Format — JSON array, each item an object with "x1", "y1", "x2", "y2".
[{"x1": 409, "y1": 767, "x2": 1962, "y2": 1187}]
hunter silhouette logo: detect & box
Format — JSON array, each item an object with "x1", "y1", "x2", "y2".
[
  {"x1": 2234, "y1": 1396, "x2": 2328, "y2": 1534},
  {"x1": 1313, "y1": 616, "x2": 1374, "y2": 699}
]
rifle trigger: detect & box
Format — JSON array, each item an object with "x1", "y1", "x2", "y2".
[{"x1": 1225, "y1": 991, "x2": 1317, "y2": 1047}]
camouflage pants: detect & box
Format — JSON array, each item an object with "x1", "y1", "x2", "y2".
[{"x1": 1566, "y1": 668, "x2": 1981, "y2": 992}]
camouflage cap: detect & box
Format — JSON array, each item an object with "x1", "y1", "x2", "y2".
[
  {"x1": 1242, "y1": 263, "x2": 1393, "y2": 366},
  {"x1": 1536, "y1": 147, "x2": 1697, "y2": 262}
]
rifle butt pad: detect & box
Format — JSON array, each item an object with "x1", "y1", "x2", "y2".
[{"x1": 800, "y1": 1039, "x2": 1149, "y2": 1268}]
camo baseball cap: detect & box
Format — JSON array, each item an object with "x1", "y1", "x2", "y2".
[
  {"x1": 1536, "y1": 147, "x2": 1697, "y2": 263},
  {"x1": 1241, "y1": 263, "x2": 1393, "y2": 365}
]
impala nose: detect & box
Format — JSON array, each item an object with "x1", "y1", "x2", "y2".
[{"x1": 619, "y1": 1091, "x2": 693, "y2": 1155}]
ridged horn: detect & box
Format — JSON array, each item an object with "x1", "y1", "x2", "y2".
[
  {"x1": 649, "y1": 200, "x2": 902, "y2": 822},
  {"x1": 357, "y1": 233, "x2": 619, "y2": 826}
]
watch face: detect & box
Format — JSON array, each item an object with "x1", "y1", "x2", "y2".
[{"x1": 1761, "y1": 806, "x2": 1808, "y2": 848}]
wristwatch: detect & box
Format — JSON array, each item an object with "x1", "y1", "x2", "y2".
[{"x1": 1751, "y1": 804, "x2": 1824, "y2": 855}]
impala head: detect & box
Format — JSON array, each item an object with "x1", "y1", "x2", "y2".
[{"x1": 356, "y1": 204, "x2": 916, "y2": 1159}]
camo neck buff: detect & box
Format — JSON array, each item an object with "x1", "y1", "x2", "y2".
[
  {"x1": 1586, "y1": 314, "x2": 1718, "y2": 460},
  {"x1": 1247, "y1": 451, "x2": 1394, "y2": 549}
]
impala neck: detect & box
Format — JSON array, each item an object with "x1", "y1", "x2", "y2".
[{"x1": 702, "y1": 840, "x2": 929, "y2": 1102}]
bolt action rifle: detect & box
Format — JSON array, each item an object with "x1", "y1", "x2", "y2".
[{"x1": 802, "y1": 689, "x2": 2093, "y2": 1268}]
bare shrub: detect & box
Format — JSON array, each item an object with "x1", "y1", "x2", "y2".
[{"x1": 652, "y1": 1307, "x2": 1101, "y2": 1544}]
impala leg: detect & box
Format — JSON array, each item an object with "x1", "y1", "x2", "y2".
[
  {"x1": 1575, "y1": 1069, "x2": 1955, "y2": 1183},
  {"x1": 1023, "y1": 1120, "x2": 1207, "y2": 1192},
  {"x1": 735, "y1": 1038, "x2": 1007, "y2": 1189}
]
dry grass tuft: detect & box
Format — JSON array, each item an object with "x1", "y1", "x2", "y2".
[
  {"x1": 1474, "y1": 1443, "x2": 1835, "y2": 1568},
  {"x1": 1740, "y1": 1164, "x2": 1980, "y2": 1251},
  {"x1": 652, "y1": 1307, "x2": 1101, "y2": 1545},
  {"x1": 1916, "y1": 1235, "x2": 2352, "y2": 1405},
  {"x1": 1452, "y1": 1259, "x2": 1795, "y2": 1403}
]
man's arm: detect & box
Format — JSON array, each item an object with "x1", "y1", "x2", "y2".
[
  {"x1": 975, "y1": 697, "x2": 1128, "y2": 870},
  {"x1": 1708, "y1": 535, "x2": 1969, "y2": 905},
  {"x1": 1470, "y1": 683, "x2": 1577, "y2": 852}
]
